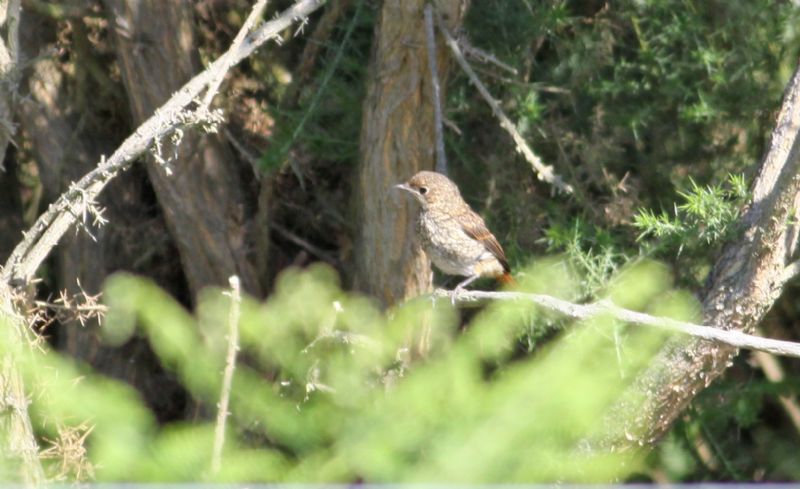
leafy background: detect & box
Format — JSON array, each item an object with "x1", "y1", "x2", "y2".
[{"x1": 4, "y1": 0, "x2": 800, "y2": 482}]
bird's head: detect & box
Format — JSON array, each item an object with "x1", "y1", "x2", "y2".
[{"x1": 394, "y1": 171, "x2": 462, "y2": 210}]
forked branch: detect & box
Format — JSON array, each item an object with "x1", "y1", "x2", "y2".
[{"x1": 1, "y1": 0, "x2": 327, "y2": 287}]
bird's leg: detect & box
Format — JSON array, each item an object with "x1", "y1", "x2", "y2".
[{"x1": 451, "y1": 274, "x2": 479, "y2": 306}]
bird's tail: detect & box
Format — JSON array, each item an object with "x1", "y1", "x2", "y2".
[{"x1": 497, "y1": 272, "x2": 516, "y2": 287}]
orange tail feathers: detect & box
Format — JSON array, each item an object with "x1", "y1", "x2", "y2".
[{"x1": 497, "y1": 272, "x2": 516, "y2": 287}]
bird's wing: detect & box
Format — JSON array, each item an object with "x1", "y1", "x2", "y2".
[{"x1": 460, "y1": 210, "x2": 511, "y2": 273}]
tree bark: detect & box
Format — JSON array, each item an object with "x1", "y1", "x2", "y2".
[
  {"x1": 103, "y1": 0, "x2": 264, "y2": 298},
  {"x1": 16, "y1": 10, "x2": 189, "y2": 420},
  {"x1": 0, "y1": 152, "x2": 22, "y2": 262},
  {"x1": 0, "y1": 0, "x2": 22, "y2": 260},
  {"x1": 354, "y1": 0, "x2": 467, "y2": 307},
  {"x1": 0, "y1": 3, "x2": 44, "y2": 483},
  {"x1": 0, "y1": 0, "x2": 19, "y2": 169},
  {"x1": 0, "y1": 287, "x2": 44, "y2": 484},
  {"x1": 606, "y1": 61, "x2": 800, "y2": 447}
]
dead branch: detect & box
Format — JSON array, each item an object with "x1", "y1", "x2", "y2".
[
  {"x1": 458, "y1": 35, "x2": 518, "y2": 76},
  {"x1": 270, "y1": 221, "x2": 339, "y2": 266},
  {"x1": 440, "y1": 289, "x2": 800, "y2": 359},
  {"x1": 0, "y1": 0, "x2": 20, "y2": 170},
  {"x1": 435, "y1": 11, "x2": 574, "y2": 194},
  {"x1": 1, "y1": 0, "x2": 326, "y2": 287}
]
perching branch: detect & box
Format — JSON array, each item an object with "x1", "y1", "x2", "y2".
[
  {"x1": 1, "y1": 0, "x2": 327, "y2": 287},
  {"x1": 211, "y1": 276, "x2": 242, "y2": 475},
  {"x1": 440, "y1": 289, "x2": 800, "y2": 359},
  {"x1": 435, "y1": 11, "x2": 573, "y2": 194}
]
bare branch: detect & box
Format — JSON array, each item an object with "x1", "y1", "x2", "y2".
[
  {"x1": 0, "y1": 0, "x2": 20, "y2": 170},
  {"x1": 271, "y1": 221, "x2": 339, "y2": 266},
  {"x1": 435, "y1": 11, "x2": 574, "y2": 194},
  {"x1": 1, "y1": 0, "x2": 327, "y2": 287},
  {"x1": 458, "y1": 35, "x2": 518, "y2": 76},
  {"x1": 439, "y1": 289, "x2": 800, "y2": 359},
  {"x1": 424, "y1": 3, "x2": 447, "y2": 175},
  {"x1": 782, "y1": 258, "x2": 800, "y2": 283},
  {"x1": 211, "y1": 276, "x2": 242, "y2": 475}
]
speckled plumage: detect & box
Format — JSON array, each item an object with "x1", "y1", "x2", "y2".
[{"x1": 395, "y1": 171, "x2": 512, "y2": 288}]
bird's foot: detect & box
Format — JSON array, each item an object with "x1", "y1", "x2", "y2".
[{"x1": 450, "y1": 286, "x2": 465, "y2": 307}]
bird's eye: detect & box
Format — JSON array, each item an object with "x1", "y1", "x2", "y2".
[{"x1": 419, "y1": 186, "x2": 428, "y2": 195}]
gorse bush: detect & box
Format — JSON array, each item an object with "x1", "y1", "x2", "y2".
[
  {"x1": 451, "y1": 0, "x2": 798, "y2": 273},
  {"x1": 1, "y1": 263, "x2": 694, "y2": 482}
]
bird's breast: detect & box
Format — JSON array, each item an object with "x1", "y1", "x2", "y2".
[{"x1": 416, "y1": 211, "x2": 486, "y2": 277}]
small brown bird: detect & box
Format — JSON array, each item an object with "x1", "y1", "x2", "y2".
[{"x1": 395, "y1": 171, "x2": 514, "y2": 300}]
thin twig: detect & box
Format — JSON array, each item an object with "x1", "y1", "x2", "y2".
[
  {"x1": 424, "y1": 3, "x2": 447, "y2": 175},
  {"x1": 223, "y1": 127, "x2": 262, "y2": 177},
  {"x1": 201, "y1": 0, "x2": 269, "y2": 110},
  {"x1": 437, "y1": 289, "x2": 800, "y2": 359},
  {"x1": 435, "y1": 11, "x2": 574, "y2": 194},
  {"x1": 270, "y1": 221, "x2": 339, "y2": 266},
  {"x1": 781, "y1": 259, "x2": 800, "y2": 284},
  {"x1": 458, "y1": 35, "x2": 518, "y2": 76},
  {"x1": 211, "y1": 275, "x2": 242, "y2": 475},
  {"x1": 443, "y1": 117, "x2": 462, "y2": 136},
  {"x1": 1, "y1": 0, "x2": 326, "y2": 286}
]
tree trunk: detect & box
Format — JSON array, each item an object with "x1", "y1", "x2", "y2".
[
  {"x1": 0, "y1": 3, "x2": 44, "y2": 482},
  {"x1": 0, "y1": 0, "x2": 19, "y2": 169},
  {"x1": 354, "y1": 0, "x2": 467, "y2": 307},
  {"x1": 103, "y1": 0, "x2": 264, "y2": 298},
  {"x1": 606, "y1": 61, "x2": 800, "y2": 447},
  {"x1": 16, "y1": 10, "x2": 189, "y2": 421}
]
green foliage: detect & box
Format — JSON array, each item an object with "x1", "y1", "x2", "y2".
[
  {"x1": 455, "y1": 0, "x2": 798, "y2": 261},
  {"x1": 260, "y1": 0, "x2": 372, "y2": 173},
  {"x1": 543, "y1": 218, "x2": 629, "y2": 298},
  {"x1": 654, "y1": 375, "x2": 800, "y2": 481},
  {"x1": 1, "y1": 264, "x2": 700, "y2": 482},
  {"x1": 634, "y1": 174, "x2": 747, "y2": 248},
  {"x1": 632, "y1": 174, "x2": 748, "y2": 285},
  {"x1": 448, "y1": 2, "x2": 800, "y2": 481}
]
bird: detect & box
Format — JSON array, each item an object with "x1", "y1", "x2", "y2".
[{"x1": 394, "y1": 171, "x2": 514, "y2": 303}]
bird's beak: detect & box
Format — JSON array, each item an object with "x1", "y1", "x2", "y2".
[{"x1": 393, "y1": 183, "x2": 413, "y2": 193}]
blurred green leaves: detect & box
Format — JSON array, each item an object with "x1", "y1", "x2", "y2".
[{"x1": 1, "y1": 262, "x2": 702, "y2": 482}]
